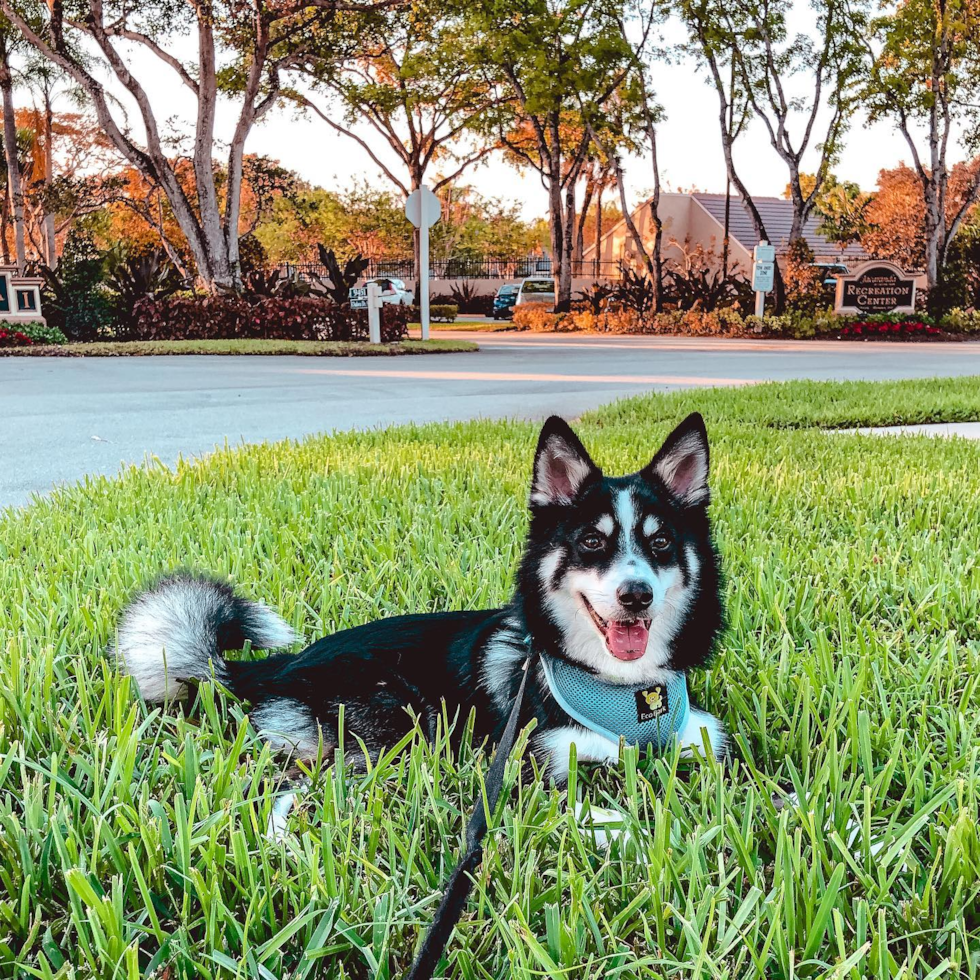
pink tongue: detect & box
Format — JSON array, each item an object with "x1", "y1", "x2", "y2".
[{"x1": 604, "y1": 621, "x2": 650, "y2": 661}]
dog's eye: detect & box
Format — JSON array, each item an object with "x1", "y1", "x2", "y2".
[
  {"x1": 650, "y1": 532, "x2": 671, "y2": 551},
  {"x1": 580, "y1": 532, "x2": 605, "y2": 551}
]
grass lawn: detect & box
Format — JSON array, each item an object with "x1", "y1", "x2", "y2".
[
  {"x1": 2, "y1": 377, "x2": 979, "y2": 978},
  {"x1": 0, "y1": 338, "x2": 478, "y2": 357},
  {"x1": 425, "y1": 320, "x2": 518, "y2": 332}
]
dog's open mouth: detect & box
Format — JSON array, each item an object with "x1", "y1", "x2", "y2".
[{"x1": 581, "y1": 596, "x2": 651, "y2": 662}]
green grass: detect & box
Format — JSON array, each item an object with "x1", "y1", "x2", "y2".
[
  {"x1": 2, "y1": 377, "x2": 980, "y2": 978},
  {"x1": 0, "y1": 338, "x2": 478, "y2": 357},
  {"x1": 425, "y1": 320, "x2": 518, "y2": 332}
]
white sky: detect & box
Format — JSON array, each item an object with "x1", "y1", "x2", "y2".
[{"x1": 22, "y1": 3, "x2": 941, "y2": 221}]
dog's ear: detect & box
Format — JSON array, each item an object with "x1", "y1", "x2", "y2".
[
  {"x1": 531, "y1": 416, "x2": 599, "y2": 507},
  {"x1": 644, "y1": 413, "x2": 710, "y2": 507}
]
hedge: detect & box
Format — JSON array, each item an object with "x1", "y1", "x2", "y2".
[
  {"x1": 510, "y1": 305, "x2": 980, "y2": 339},
  {"x1": 133, "y1": 296, "x2": 410, "y2": 343}
]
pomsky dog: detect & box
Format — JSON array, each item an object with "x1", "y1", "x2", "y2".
[{"x1": 114, "y1": 414, "x2": 727, "y2": 782}]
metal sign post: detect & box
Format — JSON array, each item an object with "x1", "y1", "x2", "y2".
[
  {"x1": 405, "y1": 186, "x2": 441, "y2": 341},
  {"x1": 752, "y1": 242, "x2": 776, "y2": 317},
  {"x1": 366, "y1": 282, "x2": 381, "y2": 344}
]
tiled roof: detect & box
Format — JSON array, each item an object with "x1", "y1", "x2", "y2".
[{"x1": 693, "y1": 193, "x2": 869, "y2": 260}]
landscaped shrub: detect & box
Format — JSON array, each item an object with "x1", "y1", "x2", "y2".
[
  {"x1": 37, "y1": 231, "x2": 116, "y2": 340},
  {"x1": 663, "y1": 243, "x2": 753, "y2": 311},
  {"x1": 105, "y1": 246, "x2": 185, "y2": 338},
  {"x1": 0, "y1": 327, "x2": 33, "y2": 347},
  {"x1": 514, "y1": 301, "x2": 980, "y2": 339},
  {"x1": 443, "y1": 282, "x2": 495, "y2": 316},
  {"x1": 133, "y1": 296, "x2": 410, "y2": 342},
  {"x1": 576, "y1": 282, "x2": 615, "y2": 313},
  {"x1": 941, "y1": 307, "x2": 980, "y2": 334},
  {"x1": 429, "y1": 304, "x2": 458, "y2": 322},
  {"x1": 15, "y1": 321, "x2": 68, "y2": 345},
  {"x1": 511, "y1": 303, "x2": 568, "y2": 331},
  {"x1": 839, "y1": 320, "x2": 943, "y2": 339},
  {"x1": 615, "y1": 266, "x2": 657, "y2": 315},
  {"x1": 315, "y1": 245, "x2": 369, "y2": 305},
  {"x1": 782, "y1": 239, "x2": 829, "y2": 316}
]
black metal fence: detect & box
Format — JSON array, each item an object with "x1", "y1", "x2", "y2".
[{"x1": 281, "y1": 257, "x2": 622, "y2": 282}]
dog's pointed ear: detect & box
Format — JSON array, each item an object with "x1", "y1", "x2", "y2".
[
  {"x1": 531, "y1": 416, "x2": 599, "y2": 507},
  {"x1": 644, "y1": 413, "x2": 710, "y2": 507}
]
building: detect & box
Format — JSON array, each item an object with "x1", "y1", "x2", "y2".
[{"x1": 583, "y1": 191, "x2": 869, "y2": 275}]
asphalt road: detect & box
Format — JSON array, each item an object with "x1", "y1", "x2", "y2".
[{"x1": 3, "y1": 332, "x2": 980, "y2": 509}]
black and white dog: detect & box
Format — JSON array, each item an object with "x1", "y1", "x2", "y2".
[{"x1": 114, "y1": 414, "x2": 726, "y2": 782}]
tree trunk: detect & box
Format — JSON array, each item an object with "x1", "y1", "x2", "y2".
[
  {"x1": 548, "y1": 162, "x2": 566, "y2": 312},
  {"x1": 42, "y1": 88, "x2": 56, "y2": 266},
  {"x1": 593, "y1": 184, "x2": 603, "y2": 277},
  {"x1": 575, "y1": 176, "x2": 594, "y2": 270},
  {"x1": 0, "y1": 193, "x2": 9, "y2": 263},
  {"x1": 560, "y1": 180, "x2": 575, "y2": 309},
  {"x1": 647, "y1": 118, "x2": 663, "y2": 313},
  {"x1": 0, "y1": 37, "x2": 26, "y2": 270}
]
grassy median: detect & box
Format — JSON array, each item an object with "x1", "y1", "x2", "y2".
[
  {"x1": 1, "y1": 377, "x2": 979, "y2": 977},
  {"x1": 0, "y1": 338, "x2": 478, "y2": 357}
]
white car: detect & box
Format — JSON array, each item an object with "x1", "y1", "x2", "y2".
[
  {"x1": 364, "y1": 277, "x2": 413, "y2": 306},
  {"x1": 515, "y1": 276, "x2": 556, "y2": 307}
]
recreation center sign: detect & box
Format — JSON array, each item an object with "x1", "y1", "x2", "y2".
[{"x1": 835, "y1": 260, "x2": 916, "y2": 315}]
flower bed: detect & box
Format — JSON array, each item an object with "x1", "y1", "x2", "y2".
[
  {"x1": 839, "y1": 320, "x2": 942, "y2": 340},
  {"x1": 0, "y1": 322, "x2": 68, "y2": 347},
  {"x1": 0, "y1": 328, "x2": 34, "y2": 347},
  {"x1": 510, "y1": 304, "x2": 980, "y2": 341}
]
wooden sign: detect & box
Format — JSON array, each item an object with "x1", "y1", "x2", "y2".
[{"x1": 835, "y1": 260, "x2": 916, "y2": 315}]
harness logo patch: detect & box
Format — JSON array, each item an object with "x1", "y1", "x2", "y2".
[{"x1": 635, "y1": 685, "x2": 668, "y2": 723}]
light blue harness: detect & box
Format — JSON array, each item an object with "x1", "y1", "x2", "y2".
[{"x1": 540, "y1": 654, "x2": 690, "y2": 750}]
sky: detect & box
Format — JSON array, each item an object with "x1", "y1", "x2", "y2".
[{"x1": 29, "y1": 4, "x2": 939, "y2": 222}]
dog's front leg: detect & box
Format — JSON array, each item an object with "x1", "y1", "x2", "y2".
[
  {"x1": 534, "y1": 725, "x2": 622, "y2": 785},
  {"x1": 678, "y1": 709, "x2": 728, "y2": 759}
]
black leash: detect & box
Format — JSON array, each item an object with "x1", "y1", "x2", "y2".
[{"x1": 405, "y1": 647, "x2": 539, "y2": 980}]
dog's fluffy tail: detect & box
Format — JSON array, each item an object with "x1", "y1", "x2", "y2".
[{"x1": 113, "y1": 572, "x2": 297, "y2": 701}]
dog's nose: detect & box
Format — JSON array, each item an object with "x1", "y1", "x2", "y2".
[{"x1": 617, "y1": 581, "x2": 654, "y2": 612}]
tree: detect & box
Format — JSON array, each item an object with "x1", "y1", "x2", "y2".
[
  {"x1": 465, "y1": 0, "x2": 633, "y2": 311},
  {"x1": 585, "y1": 0, "x2": 666, "y2": 309},
  {"x1": 679, "y1": 0, "x2": 784, "y2": 307},
  {"x1": 681, "y1": 0, "x2": 866, "y2": 311},
  {"x1": 0, "y1": 23, "x2": 26, "y2": 268},
  {"x1": 0, "y1": 0, "x2": 401, "y2": 290},
  {"x1": 861, "y1": 0, "x2": 980, "y2": 305},
  {"x1": 861, "y1": 161, "x2": 980, "y2": 272},
  {"x1": 292, "y1": 0, "x2": 497, "y2": 289},
  {"x1": 813, "y1": 176, "x2": 874, "y2": 253},
  {"x1": 730, "y1": 0, "x2": 866, "y2": 242}
]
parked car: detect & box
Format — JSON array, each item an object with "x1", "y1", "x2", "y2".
[
  {"x1": 811, "y1": 262, "x2": 849, "y2": 287},
  {"x1": 364, "y1": 277, "x2": 414, "y2": 306},
  {"x1": 515, "y1": 276, "x2": 556, "y2": 308},
  {"x1": 492, "y1": 283, "x2": 520, "y2": 319}
]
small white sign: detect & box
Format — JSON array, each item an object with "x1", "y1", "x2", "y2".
[
  {"x1": 349, "y1": 286, "x2": 368, "y2": 310},
  {"x1": 752, "y1": 260, "x2": 775, "y2": 293},
  {"x1": 754, "y1": 243, "x2": 776, "y2": 263}
]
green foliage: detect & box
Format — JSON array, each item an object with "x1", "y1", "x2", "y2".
[
  {"x1": 37, "y1": 231, "x2": 116, "y2": 341},
  {"x1": 2, "y1": 378, "x2": 980, "y2": 975},
  {"x1": 10, "y1": 321, "x2": 67, "y2": 345},
  {"x1": 315, "y1": 246, "x2": 369, "y2": 305},
  {"x1": 429, "y1": 304, "x2": 458, "y2": 322},
  {"x1": 815, "y1": 177, "x2": 876, "y2": 252},
  {"x1": 254, "y1": 182, "x2": 414, "y2": 264},
  {"x1": 104, "y1": 246, "x2": 185, "y2": 337}
]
